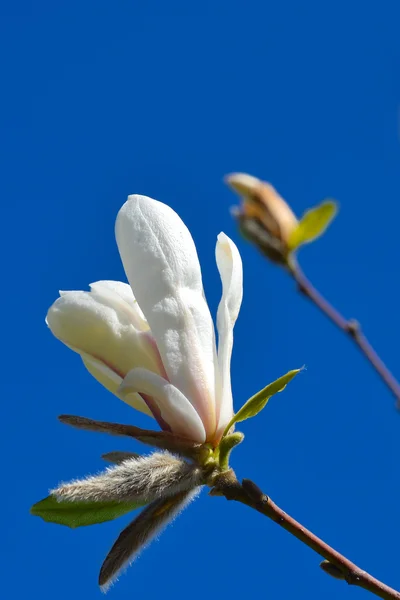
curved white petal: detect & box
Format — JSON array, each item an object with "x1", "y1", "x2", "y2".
[
  {"x1": 215, "y1": 233, "x2": 243, "y2": 435},
  {"x1": 115, "y1": 195, "x2": 218, "y2": 437},
  {"x1": 119, "y1": 368, "x2": 206, "y2": 443},
  {"x1": 46, "y1": 283, "x2": 164, "y2": 416},
  {"x1": 89, "y1": 280, "x2": 148, "y2": 331},
  {"x1": 81, "y1": 354, "x2": 153, "y2": 416}
]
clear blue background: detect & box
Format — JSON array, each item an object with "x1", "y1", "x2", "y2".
[{"x1": 2, "y1": 1, "x2": 399, "y2": 598}]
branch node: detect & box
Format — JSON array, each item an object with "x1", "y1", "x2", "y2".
[
  {"x1": 209, "y1": 469, "x2": 242, "y2": 500},
  {"x1": 345, "y1": 318, "x2": 360, "y2": 337},
  {"x1": 212, "y1": 476, "x2": 400, "y2": 599},
  {"x1": 242, "y1": 479, "x2": 269, "y2": 504}
]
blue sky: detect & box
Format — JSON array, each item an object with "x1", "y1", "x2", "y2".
[{"x1": 2, "y1": 1, "x2": 400, "y2": 598}]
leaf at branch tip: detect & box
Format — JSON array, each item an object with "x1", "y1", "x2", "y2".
[
  {"x1": 30, "y1": 495, "x2": 145, "y2": 528},
  {"x1": 223, "y1": 369, "x2": 301, "y2": 436},
  {"x1": 287, "y1": 200, "x2": 338, "y2": 251}
]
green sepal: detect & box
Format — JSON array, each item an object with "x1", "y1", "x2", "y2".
[
  {"x1": 223, "y1": 369, "x2": 301, "y2": 436},
  {"x1": 288, "y1": 200, "x2": 337, "y2": 251},
  {"x1": 30, "y1": 495, "x2": 145, "y2": 528}
]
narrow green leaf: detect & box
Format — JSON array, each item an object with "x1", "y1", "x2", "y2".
[
  {"x1": 30, "y1": 495, "x2": 145, "y2": 528},
  {"x1": 288, "y1": 200, "x2": 338, "y2": 251},
  {"x1": 223, "y1": 369, "x2": 301, "y2": 436}
]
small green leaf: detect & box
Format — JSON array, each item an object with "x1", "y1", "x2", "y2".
[
  {"x1": 30, "y1": 495, "x2": 145, "y2": 528},
  {"x1": 223, "y1": 369, "x2": 301, "y2": 436},
  {"x1": 288, "y1": 200, "x2": 338, "y2": 251}
]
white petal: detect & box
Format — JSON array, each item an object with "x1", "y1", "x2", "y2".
[
  {"x1": 215, "y1": 233, "x2": 243, "y2": 435},
  {"x1": 81, "y1": 354, "x2": 153, "y2": 416},
  {"x1": 119, "y1": 368, "x2": 206, "y2": 443},
  {"x1": 115, "y1": 195, "x2": 218, "y2": 437},
  {"x1": 46, "y1": 284, "x2": 164, "y2": 415},
  {"x1": 89, "y1": 280, "x2": 149, "y2": 331}
]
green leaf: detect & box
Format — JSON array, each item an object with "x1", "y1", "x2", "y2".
[
  {"x1": 30, "y1": 495, "x2": 145, "y2": 528},
  {"x1": 223, "y1": 369, "x2": 301, "y2": 436},
  {"x1": 288, "y1": 200, "x2": 338, "y2": 251}
]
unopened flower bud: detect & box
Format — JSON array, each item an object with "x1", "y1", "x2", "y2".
[
  {"x1": 99, "y1": 488, "x2": 199, "y2": 590},
  {"x1": 51, "y1": 451, "x2": 203, "y2": 504},
  {"x1": 320, "y1": 560, "x2": 346, "y2": 580},
  {"x1": 225, "y1": 173, "x2": 298, "y2": 264}
]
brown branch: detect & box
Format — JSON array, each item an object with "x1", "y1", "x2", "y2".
[
  {"x1": 212, "y1": 473, "x2": 399, "y2": 600},
  {"x1": 287, "y1": 257, "x2": 400, "y2": 409}
]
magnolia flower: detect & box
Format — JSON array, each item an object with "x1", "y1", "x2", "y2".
[{"x1": 47, "y1": 195, "x2": 243, "y2": 446}]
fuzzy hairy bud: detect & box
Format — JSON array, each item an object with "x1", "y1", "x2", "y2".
[
  {"x1": 52, "y1": 452, "x2": 203, "y2": 504},
  {"x1": 101, "y1": 451, "x2": 140, "y2": 464},
  {"x1": 99, "y1": 489, "x2": 199, "y2": 590}
]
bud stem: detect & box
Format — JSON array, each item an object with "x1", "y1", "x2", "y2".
[
  {"x1": 287, "y1": 256, "x2": 400, "y2": 409},
  {"x1": 211, "y1": 475, "x2": 400, "y2": 600}
]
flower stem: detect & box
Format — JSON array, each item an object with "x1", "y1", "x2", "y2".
[
  {"x1": 287, "y1": 257, "x2": 400, "y2": 409},
  {"x1": 212, "y1": 473, "x2": 400, "y2": 600}
]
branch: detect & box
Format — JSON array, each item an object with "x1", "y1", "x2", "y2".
[
  {"x1": 212, "y1": 473, "x2": 399, "y2": 600},
  {"x1": 288, "y1": 257, "x2": 400, "y2": 409}
]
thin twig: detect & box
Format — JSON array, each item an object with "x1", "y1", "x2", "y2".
[
  {"x1": 212, "y1": 473, "x2": 399, "y2": 600},
  {"x1": 287, "y1": 257, "x2": 400, "y2": 409}
]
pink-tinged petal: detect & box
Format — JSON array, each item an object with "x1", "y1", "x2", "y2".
[
  {"x1": 115, "y1": 195, "x2": 218, "y2": 437},
  {"x1": 119, "y1": 368, "x2": 206, "y2": 443},
  {"x1": 81, "y1": 353, "x2": 153, "y2": 416},
  {"x1": 215, "y1": 233, "x2": 243, "y2": 437},
  {"x1": 46, "y1": 282, "x2": 164, "y2": 416}
]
